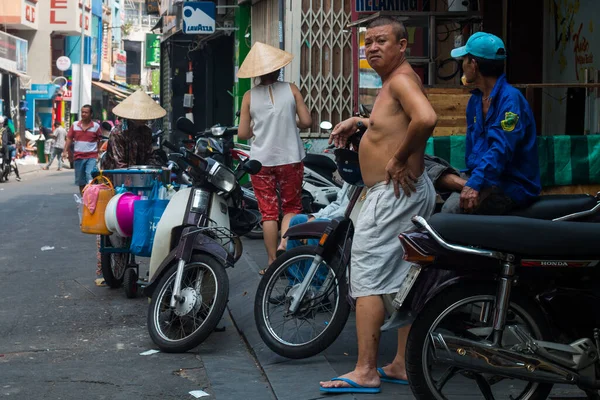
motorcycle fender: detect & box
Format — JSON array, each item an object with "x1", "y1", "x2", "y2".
[
  {"x1": 284, "y1": 220, "x2": 330, "y2": 240},
  {"x1": 144, "y1": 234, "x2": 232, "y2": 297},
  {"x1": 409, "y1": 270, "x2": 486, "y2": 315}
]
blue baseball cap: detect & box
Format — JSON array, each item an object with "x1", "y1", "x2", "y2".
[{"x1": 451, "y1": 32, "x2": 506, "y2": 60}]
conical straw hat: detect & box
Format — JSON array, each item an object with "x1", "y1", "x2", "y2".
[
  {"x1": 237, "y1": 42, "x2": 294, "y2": 79},
  {"x1": 112, "y1": 89, "x2": 166, "y2": 120}
]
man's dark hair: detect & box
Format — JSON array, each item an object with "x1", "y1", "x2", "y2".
[
  {"x1": 366, "y1": 16, "x2": 408, "y2": 43},
  {"x1": 467, "y1": 53, "x2": 505, "y2": 78},
  {"x1": 81, "y1": 104, "x2": 93, "y2": 115},
  {"x1": 54, "y1": 121, "x2": 61, "y2": 127}
]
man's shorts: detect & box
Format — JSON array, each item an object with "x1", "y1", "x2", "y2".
[
  {"x1": 74, "y1": 158, "x2": 97, "y2": 186},
  {"x1": 350, "y1": 174, "x2": 436, "y2": 298},
  {"x1": 250, "y1": 162, "x2": 304, "y2": 221}
]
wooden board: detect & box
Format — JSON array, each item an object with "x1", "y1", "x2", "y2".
[
  {"x1": 425, "y1": 87, "x2": 470, "y2": 136},
  {"x1": 541, "y1": 185, "x2": 600, "y2": 196}
]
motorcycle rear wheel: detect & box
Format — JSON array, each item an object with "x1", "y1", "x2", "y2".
[
  {"x1": 406, "y1": 284, "x2": 553, "y2": 400},
  {"x1": 147, "y1": 254, "x2": 229, "y2": 353}
]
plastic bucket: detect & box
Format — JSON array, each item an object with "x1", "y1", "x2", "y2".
[
  {"x1": 115, "y1": 193, "x2": 141, "y2": 237},
  {"x1": 104, "y1": 193, "x2": 124, "y2": 235}
]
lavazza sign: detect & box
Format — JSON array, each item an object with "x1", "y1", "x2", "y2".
[{"x1": 182, "y1": 2, "x2": 216, "y2": 35}]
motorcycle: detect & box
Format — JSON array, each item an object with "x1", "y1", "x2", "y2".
[
  {"x1": 143, "y1": 126, "x2": 262, "y2": 353},
  {"x1": 399, "y1": 206, "x2": 600, "y2": 400}
]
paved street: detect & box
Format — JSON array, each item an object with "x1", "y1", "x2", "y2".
[
  {"x1": 0, "y1": 168, "x2": 589, "y2": 399},
  {"x1": 0, "y1": 170, "x2": 272, "y2": 400}
]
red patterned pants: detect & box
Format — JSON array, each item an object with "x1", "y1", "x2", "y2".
[{"x1": 251, "y1": 162, "x2": 304, "y2": 221}]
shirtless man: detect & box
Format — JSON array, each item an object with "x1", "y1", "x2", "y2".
[{"x1": 320, "y1": 16, "x2": 438, "y2": 394}]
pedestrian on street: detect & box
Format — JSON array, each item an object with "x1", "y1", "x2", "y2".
[
  {"x1": 44, "y1": 127, "x2": 55, "y2": 164},
  {"x1": 44, "y1": 122, "x2": 67, "y2": 171},
  {"x1": 63, "y1": 105, "x2": 102, "y2": 194},
  {"x1": 237, "y1": 42, "x2": 312, "y2": 275},
  {"x1": 0, "y1": 117, "x2": 21, "y2": 181},
  {"x1": 320, "y1": 16, "x2": 438, "y2": 394}
]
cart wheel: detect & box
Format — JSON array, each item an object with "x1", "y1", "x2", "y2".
[
  {"x1": 124, "y1": 268, "x2": 138, "y2": 299},
  {"x1": 101, "y1": 236, "x2": 127, "y2": 289}
]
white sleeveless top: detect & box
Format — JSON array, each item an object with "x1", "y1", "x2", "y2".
[{"x1": 249, "y1": 81, "x2": 305, "y2": 167}]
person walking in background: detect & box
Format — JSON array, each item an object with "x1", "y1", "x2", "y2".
[
  {"x1": 44, "y1": 127, "x2": 55, "y2": 164},
  {"x1": 44, "y1": 122, "x2": 67, "y2": 171},
  {"x1": 0, "y1": 117, "x2": 21, "y2": 181},
  {"x1": 63, "y1": 105, "x2": 101, "y2": 193},
  {"x1": 237, "y1": 42, "x2": 312, "y2": 275}
]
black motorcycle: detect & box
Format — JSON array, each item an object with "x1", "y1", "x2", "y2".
[{"x1": 399, "y1": 206, "x2": 600, "y2": 400}]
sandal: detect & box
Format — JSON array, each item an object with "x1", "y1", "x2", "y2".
[
  {"x1": 259, "y1": 268, "x2": 268, "y2": 276},
  {"x1": 94, "y1": 278, "x2": 106, "y2": 287}
]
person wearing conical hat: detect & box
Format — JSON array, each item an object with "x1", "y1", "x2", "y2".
[
  {"x1": 237, "y1": 42, "x2": 312, "y2": 274},
  {"x1": 101, "y1": 89, "x2": 166, "y2": 171}
]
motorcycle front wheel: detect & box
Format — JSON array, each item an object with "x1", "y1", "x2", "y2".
[
  {"x1": 147, "y1": 254, "x2": 229, "y2": 353},
  {"x1": 254, "y1": 245, "x2": 351, "y2": 359},
  {"x1": 406, "y1": 284, "x2": 553, "y2": 400}
]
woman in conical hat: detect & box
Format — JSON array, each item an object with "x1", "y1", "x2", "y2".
[
  {"x1": 102, "y1": 90, "x2": 166, "y2": 170},
  {"x1": 237, "y1": 42, "x2": 312, "y2": 274}
]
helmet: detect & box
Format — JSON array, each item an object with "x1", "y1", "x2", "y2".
[{"x1": 334, "y1": 148, "x2": 363, "y2": 186}]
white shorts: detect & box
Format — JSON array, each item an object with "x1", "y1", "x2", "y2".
[{"x1": 350, "y1": 174, "x2": 436, "y2": 298}]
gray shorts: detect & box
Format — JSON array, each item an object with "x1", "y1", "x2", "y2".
[{"x1": 350, "y1": 173, "x2": 436, "y2": 298}]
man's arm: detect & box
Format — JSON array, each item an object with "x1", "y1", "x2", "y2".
[
  {"x1": 390, "y1": 74, "x2": 438, "y2": 163},
  {"x1": 63, "y1": 126, "x2": 74, "y2": 156},
  {"x1": 465, "y1": 102, "x2": 523, "y2": 192}
]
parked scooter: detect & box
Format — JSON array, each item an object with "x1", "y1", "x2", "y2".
[
  {"x1": 144, "y1": 133, "x2": 262, "y2": 353},
  {"x1": 400, "y1": 207, "x2": 600, "y2": 399}
]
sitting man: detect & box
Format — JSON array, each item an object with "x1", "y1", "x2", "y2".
[{"x1": 443, "y1": 32, "x2": 541, "y2": 214}]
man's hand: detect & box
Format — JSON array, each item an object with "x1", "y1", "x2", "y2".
[
  {"x1": 329, "y1": 117, "x2": 358, "y2": 148},
  {"x1": 385, "y1": 156, "x2": 418, "y2": 198},
  {"x1": 460, "y1": 186, "x2": 480, "y2": 213}
]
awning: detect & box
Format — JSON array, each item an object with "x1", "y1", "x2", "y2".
[
  {"x1": 0, "y1": 67, "x2": 32, "y2": 89},
  {"x1": 92, "y1": 81, "x2": 128, "y2": 99}
]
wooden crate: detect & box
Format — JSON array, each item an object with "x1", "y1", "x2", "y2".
[{"x1": 426, "y1": 87, "x2": 471, "y2": 137}]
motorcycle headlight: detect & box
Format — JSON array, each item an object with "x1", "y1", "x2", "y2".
[
  {"x1": 208, "y1": 160, "x2": 236, "y2": 193},
  {"x1": 191, "y1": 188, "x2": 210, "y2": 213}
]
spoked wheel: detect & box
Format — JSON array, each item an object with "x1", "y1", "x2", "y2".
[
  {"x1": 147, "y1": 254, "x2": 229, "y2": 353},
  {"x1": 101, "y1": 235, "x2": 128, "y2": 288},
  {"x1": 254, "y1": 245, "x2": 351, "y2": 359},
  {"x1": 406, "y1": 285, "x2": 553, "y2": 400}
]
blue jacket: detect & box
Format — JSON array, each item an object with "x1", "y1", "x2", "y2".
[{"x1": 465, "y1": 74, "x2": 541, "y2": 205}]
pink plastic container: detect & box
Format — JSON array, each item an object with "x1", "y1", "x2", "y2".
[{"x1": 115, "y1": 193, "x2": 141, "y2": 237}]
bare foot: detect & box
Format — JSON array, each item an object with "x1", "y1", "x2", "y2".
[
  {"x1": 320, "y1": 369, "x2": 380, "y2": 389},
  {"x1": 379, "y1": 362, "x2": 408, "y2": 381}
]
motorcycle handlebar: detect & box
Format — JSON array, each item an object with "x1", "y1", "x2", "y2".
[{"x1": 162, "y1": 140, "x2": 179, "y2": 152}]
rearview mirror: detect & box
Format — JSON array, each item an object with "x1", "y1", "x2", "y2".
[
  {"x1": 176, "y1": 117, "x2": 195, "y2": 135},
  {"x1": 243, "y1": 159, "x2": 262, "y2": 175},
  {"x1": 320, "y1": 121, "x2": 333, "y2": 130}
]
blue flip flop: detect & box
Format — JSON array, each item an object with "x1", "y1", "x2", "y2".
[
  {"x1": 320, "y1": 377, "x2": 381, "y2": 394},
  {"x1": 377, "y1": 368, "x2": 409, "y2": 385}
]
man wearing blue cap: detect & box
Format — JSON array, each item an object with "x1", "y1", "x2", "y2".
[{"x1": 443, "y1": 32, "x2": 540, "y2": 214}]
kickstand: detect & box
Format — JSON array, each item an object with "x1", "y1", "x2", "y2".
[{"x1": 585, "y1": 389, "x2": 600, "y2": 400}]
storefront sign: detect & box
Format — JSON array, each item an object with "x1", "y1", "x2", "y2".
[
  {"x1": 113, "y1": 50, "x2": 127, "y2": 64},
  {"x1": 182, "y1": 2, "x2": 215, "y2": 34},
  {"x1": 49, "y1": 0, "x2": 92, "y2": 36},
  {"x1": 145, "y1": 34, "x2": 161, "y2": 67},
  {"x1": 114, "y1": 63, "x2": 127, "y2": 80},
  {"x1": 23, "y1": 0, "x2": 38, "y2": 28},
  {"x1": 355, "y1": 0, "x2": 419, "y2": 13},
  {"x1": 0, "y1": 31, "x2": 28, "y2": 74}
]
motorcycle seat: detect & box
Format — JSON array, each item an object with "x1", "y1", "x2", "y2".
[
  {"x1": 303, "y1": 154, "x2": 337, "y2": 173},
  {"x1": 508, "y1": 194, "x2": 597, "y2": 220},
  {"x1": 427, "y1": 213, "x2": 600, "y2": 257}
]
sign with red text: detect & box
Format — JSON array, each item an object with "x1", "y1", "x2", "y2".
[{"x1": 48, "y1": 0, "x2": 92, "y2": 36}]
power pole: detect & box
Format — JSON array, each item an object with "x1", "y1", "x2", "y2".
[{"x1": 78, "y1": 0, "x2": 87, "y2": 117}]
